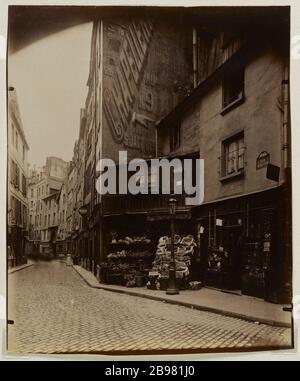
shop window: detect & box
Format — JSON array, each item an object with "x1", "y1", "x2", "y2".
[
  {"x1": 169, "y1": 121, "x2": 181, "y2": 152},
  {"x1": 222, "y1": 67, "x2": 244, "y2": 112},
  {"x1": 221, "y1": 132, "x2": 245, "y2": 180}
]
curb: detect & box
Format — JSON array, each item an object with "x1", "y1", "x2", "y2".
[
  {"x1": 8, "y1": 263, "x2": 34, "y2": 274},
  {"x1": 72, "y1": 265, "x2": 292, "y2": 328}
]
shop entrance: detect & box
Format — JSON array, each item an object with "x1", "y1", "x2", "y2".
[
  {"x1": 219, "y1": 225, "x2": 243, "y2": 290},
  {"x1": 203, "y1": 214, "x2": 244, "y2": 292}
]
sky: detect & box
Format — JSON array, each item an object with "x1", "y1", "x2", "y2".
[{"x1": 8, "y1": 22, "x2": 93, "y2": 168}]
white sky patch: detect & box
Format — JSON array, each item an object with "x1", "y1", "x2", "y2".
[{"x1": 7, "y1": 22, "x2": 93, "y2": 167}]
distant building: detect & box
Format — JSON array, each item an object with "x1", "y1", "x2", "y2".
[
  {"x1": 27, "y1": 157, "x2": 68, "y2": 256},
  {"x1": 7, "y1": 86, "x2": 29, "y2": 268}
]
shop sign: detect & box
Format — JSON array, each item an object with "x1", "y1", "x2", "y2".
[{"x1": 256, "y1": 151, "x2": 270, "y2": 169}]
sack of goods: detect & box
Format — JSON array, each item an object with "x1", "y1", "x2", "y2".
[{"x1": 147, "y1": 234, "x2": 197, "y2": 290}]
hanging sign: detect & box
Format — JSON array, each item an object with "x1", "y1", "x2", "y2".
[
  {"x1": 256, "y1": 151, "x2": 270, "y2": 169},
  {"x1": 266, "y1": 163, "x2": 280, "y2": 182}
]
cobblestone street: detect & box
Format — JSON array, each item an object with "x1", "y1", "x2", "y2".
[{"x1": 7, "y1": 261, "x2": 292, "y2": 354}]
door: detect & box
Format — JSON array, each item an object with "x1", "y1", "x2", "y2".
[{"x1": 222, "y1": 226, "x2": 243, "y2": 290}]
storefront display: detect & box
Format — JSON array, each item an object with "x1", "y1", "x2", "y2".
[
  {"x1": 101, "y1": 234, "x2": 153, "y2": 287},
  {"x1": 147, "y1": 234, "x2": 197, "y2": 290}
]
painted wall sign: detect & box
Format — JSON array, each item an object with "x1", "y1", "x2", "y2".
[
  {"x1": 103, "y1": 20, "x2": 154, "y2": 144},
  {"x1": 256, "y1": 151, "x2": 270, "y2": 169},
  {"x1": 102, "y1": 19, "x2": 190, "y2": 159}
]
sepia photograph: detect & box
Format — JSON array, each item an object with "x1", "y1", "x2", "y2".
[{"x1": 6, "y1": 4, "x2": 293, "y2": 356}]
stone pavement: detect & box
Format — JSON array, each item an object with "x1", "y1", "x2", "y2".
[
  {"x1": 73, "y1": 265, "x2": 292, "y2": 328},
  {"x1": 7, "y1": 261, "x2": 292, "y2": 355}
]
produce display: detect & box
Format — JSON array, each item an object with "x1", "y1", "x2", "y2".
[
  {"x1": 101, "y1": 234, "x2": 153, "y2": 287},
  {"x1": 147, "y1": 235, "x2": 197, "y2": 290}
]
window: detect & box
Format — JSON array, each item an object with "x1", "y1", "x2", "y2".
[
  {"x1": 53, "y1": 213, "x2": 56, "y2": 225},
  {"x1": 221, "y1": 132, "x2": 245, "y2": 179},
  {"x1": 31, "y1": 188, "x2": 34, "y2": 198},
  {"x1": 222, "y1": 68, "x2": 244, "y2": 110},
  {"x1": 22, "y1": 144, "x2": 25, "y2": 162},
  {"x1": 169, "y1": 121, "x2": 181, "y2": 152}
]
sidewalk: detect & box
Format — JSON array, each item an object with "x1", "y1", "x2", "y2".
[
  {"x1": 8, "y1": 261, "x2": 34, "y2": 274},
  {"x1": 73, "y1": 265, "x2": 292, "y2": 328}
]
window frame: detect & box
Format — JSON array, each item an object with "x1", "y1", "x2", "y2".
[
  {"x1": 220, "y1": 131, "x2": 245, "y2": 182},
  {"x1": 221, "y1": 66, "x2": 245, "y2": 115}
]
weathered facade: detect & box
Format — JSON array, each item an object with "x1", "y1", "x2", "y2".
[
  {"x1": 27, "y1": 157, "x2": 68, "y2": 256},
  {"x1": 7, "y1": 86, "x2": 29, "y2": 268},
  {"x1": 61, "y1": 10, "x2": 291, "y2": 303},
  {"x1": 157, "y1": 20, "x2": 291, "y2": 303},
  {"x1": 77, "y1": 17, "x2": 193, "y2": 274}
]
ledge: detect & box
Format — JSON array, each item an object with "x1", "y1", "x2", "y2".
[
  {"x1": 219, "y1": 170, "x2": 244, "y2": 183},
  {"x1": 221, "y1": 94, "x2": 245, "y2": 115}
]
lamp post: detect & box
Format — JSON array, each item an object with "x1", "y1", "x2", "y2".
[{"x1": 166, "y1": 195, "x2": 179, "y2": 295}]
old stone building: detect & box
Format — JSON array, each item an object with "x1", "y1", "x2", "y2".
[
  {"x1": 157, "y1": 14, "x2": 291, "y2": 303},
  {"x1": 7, "y1": 86, "x2": 30, "y2": 268},
  {"x1": 60, "y1": 9, "x2": 291, "y2": 303},
  {"x1": 76, "y1": 16, "x2": 192, "y2": 274},
  {"x1": 27, "y1": 157, "x2": 68, "y2": 256}
]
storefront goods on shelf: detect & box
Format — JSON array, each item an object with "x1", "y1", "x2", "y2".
[
  {"x1": 207, "y1": 245, "x2": 230, "y2": 272},
  {"x1": 103, "y1": 234, "x2": 153, "y2": 287},
  {"x1": 147, "y1": 234, "x2": 197, "y2": 290},
  {"x1": 110, "y1": 235, "x2": 151, "y2": 245}
]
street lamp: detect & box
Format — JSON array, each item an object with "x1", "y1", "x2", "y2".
[{"x1": 166, "y1": 195, "x2": 179, "y2": 295}]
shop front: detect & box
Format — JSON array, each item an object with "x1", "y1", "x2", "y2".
[
  {"x1": 193, "y1": 187, "x2": 287, "y2": 303},
  {"x1": 98, "y1": 208, "x2": 200, "y2": 289}
]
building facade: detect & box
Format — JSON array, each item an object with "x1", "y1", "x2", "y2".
[
  {"x1": 60, "y1": 10, "x2": 291, "y2": 303},
  {"x1": 157, "y1": 19, "x2": 291, "y2": 303},
  {"x1": 27, "y1": 157, "x2": 68, "y2": 257},
  {"x1": 7, "y1": 86, "x2": 29, "y2": 268},
  {"x1": 74, "y1": 17, "x2": 193, "y2": 274}
]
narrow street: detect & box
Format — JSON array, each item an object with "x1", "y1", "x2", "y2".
[{"x1": 7, "y1": 262, "x2": 291, "y2": 354}]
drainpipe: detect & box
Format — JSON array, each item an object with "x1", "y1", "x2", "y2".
[
  {"x1": 155, "y1": 124, "x2": 158, "y2": 157},
  {"x1": 193, "y1": 27, "x2": 198, "y2": 88}
]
